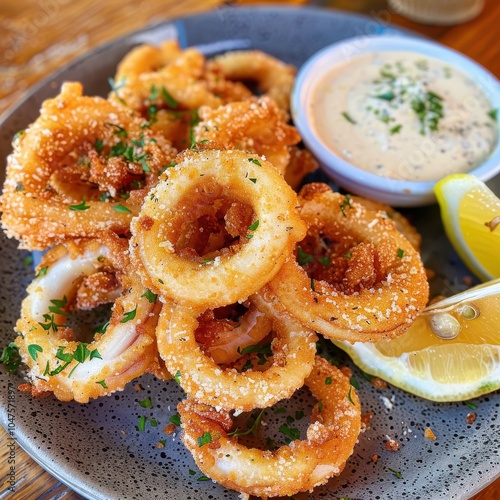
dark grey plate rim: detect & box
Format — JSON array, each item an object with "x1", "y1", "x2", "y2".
[{"x1": 1, "y1": 5, "x2": 499, "y2": 500}]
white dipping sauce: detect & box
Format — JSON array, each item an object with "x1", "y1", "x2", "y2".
[{"x1": 310, "y1": 52, "x2": 498, "y2": 181}]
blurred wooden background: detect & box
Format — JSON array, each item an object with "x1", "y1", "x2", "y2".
[{"x1": 0, "y1": 0, "x2": 499, "y2": 498}]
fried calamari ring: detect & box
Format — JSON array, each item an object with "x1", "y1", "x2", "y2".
[
  {"x1": 156, "y1": 293, "x2": 317, "y2": 411},
  {"x1": 352, "y1": 196, "x2": 422, "y2": 251},
  {"x1": 194, "y1": 97, "x2": 301, "y2": 174},
  {"x1": 0, "y1": 82, "x2": 176, "y2": 250},
  {"x1": 178, "y1": 356, "x2": 361, "y2": 498},
  {"x1": 15, "y1": 234, "x2": 159, "y2": 403},
  {"x1": 130, "y1": 148, "x2": 306, "y2": 308},
  {"x1": 210, "y1": 50, "x2": 296, "y2": 114},
  {"x1": 267, "y1": 183, "x2": 429, "y2": 343}
]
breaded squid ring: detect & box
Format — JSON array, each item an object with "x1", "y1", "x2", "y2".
[
  {"x1": 15, "y1": 234, "x2": 159, "y2": 403},
  {"x1": 194, "y1": 97, "x2": 301, "y2": 175},
  {"x1": 0, "y1": 82, "x2": 176, "y2": 250},
  {"x1": 130, "y1": 148, "x2": 306, "y2": 308},
  {"x1": 156, "y1": 293, "x2": 317, "y2": 412},
  {"x1": 210, "y1": 50, "x2": 296, "y2": 114},
  {"x1": 267, "y1": 183, "x2": 429, "y2": 343},
  {"x1": 177, "y1": 356, "x2": 361, "y2": 498}
]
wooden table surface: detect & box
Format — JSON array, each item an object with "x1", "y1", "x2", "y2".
[{"x1": 0, "y1": 0, "x2": 499, "y2": 499}]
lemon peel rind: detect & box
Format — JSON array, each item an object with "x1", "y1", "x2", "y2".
[
  {"x1": 334, "y1": 341, "x2": 500, "y2": 402},
  {"x1": 435, "y1": 174, "x2": 496, "y2": 282}
]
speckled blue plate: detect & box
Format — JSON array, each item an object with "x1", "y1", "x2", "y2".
[{"x1": 1, "y1": 6, "x2": 499, "y2": 500}]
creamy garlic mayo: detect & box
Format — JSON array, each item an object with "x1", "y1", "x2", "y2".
[{"x1": 310, "y1": 52, "x2": 498, "y2": 181}]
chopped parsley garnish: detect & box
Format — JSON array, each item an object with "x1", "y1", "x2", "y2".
[
  {"x1": 389, "y1": 124, "x2": 402, "y2": 135},
  {"x1": 297, "y1": 246, "x2": 314, "y2": 266},
  {"x1": 397, "y1": 248, "x2": 405, "y2": 258},
  {"x1": 325, "y1": 376, "x2": 332, "y2": 385},
  {"x1": 248, "y1": 157, "x2": 262, "y2": 166},
  {"x1": 488, "y1": 109, "x2": 498, "y2": 121},
  {"x1": 138, "y1": 397, "x2": 153, "y2": 408},
  {"x1": 36, "y1": 266, "x2": 49, "y2": 277},
  {"x1": 173, "y1": 370, "x2": 181, "y2": 384},
  {"x1": 341, "y1": 111, "x2": 357, "y2": 124},
  {"x1": 27, "y1": 344, "x2": 43, "y2": 361},
  {"x1": 137, "y1": 415, "x2": 158, "y2": 431},
  {"x1": 94, "y1": 138, "x2": 104, "y2": 153},
  {"x1": 279, "y1": 423, "x2": 300, "y2": 443},
  {"x1": 0, "y1": 343, "x2": 22, "y2": 374},
  {"x1": 347, "y1": 386, "x2": 355, "y2": 405},
  {"x1": 43, "y1": 343, "x2": 102, "y2": 378},
  {"x1": 339, "y1": 194, "x2": 352, "y2": 216},
  {"x1": 121, "y1": 306, "x2": 137, "y2": 323},
  {"x1": 113, "y1": 204, "x2": 132, "y2": 213},
  {"x1": 93, "y1": 320, "x2": 110, "y2": 335},
  {"x1": 49, "y1": 296, "x2": 69, "y2": 316},
  {"x1": 106, "y1": 122, "x2": 128, "y2": 138},
  {"x1": 228, "y1": 409, "x2": 265, "y2": 438},
  {"x1": 169, "y1": 413, "x2": 181, "y2": 426},
  {"x1": 96, "y1": 380, "x2": 108, "y2": 388},
  {"x1": 249, "y1": 177, "x2": 257, "y2": 183},
  {"x1": 141, "y1": 289, "x2": 158, "y2": 303},
  {"x1": 350, "y1": 377, "x2": 360, "y2": 390},
  {"x1": 237, "y1": 342, "x2": 272, "y2": 366},
  {"x1": 197, "y1": 432, "x2": 212, "y2": 447},
  {"x1": 465, "y1": 401, "x2": 478, "y2": 410},
  {"x1": 70, "y1": 199, "x2": 90, "y2": 211},
  {"x1": 161, "y1": 86, "x2": 178, "y2": 109},
  {"x1": 388, "y1": 467, "x2": 403, "y2": 479},
  {"x1": 372, "y1": 91, "x2": 395, "y2": 101},
  {"x1": 23, "y1": 254, "x2": 33, "y2": 267}
]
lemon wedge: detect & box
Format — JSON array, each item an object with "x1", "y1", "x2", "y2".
[
  {"x1": 334, "y1": 279, "x2": 500, "y2": 402},
  {"x1": 435, "y1": 173, "x2": 500, "y2": 282}
]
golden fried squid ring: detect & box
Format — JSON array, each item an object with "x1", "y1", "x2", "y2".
[
  {"x1": 267, "y1": 183, "x2": 429, "y2": 343},
  {"x1": 0, "y1": 82, "x2": 176, "y2": 250},
  {"x1": 178, "y1": 356, "x2": 361, "y2": 498},
  {"x1": 130, "y1": 148, "x2": 306, "y2": 308},
  {"x1": 210, "y1": 50, "x2": 296, "y2": 114},
  {"x1": 156, "y1": 293, "x2": 317, "y2": 412},
  {"x1": 194, "y1": 97, "x2": 301, "y2": 174},
  {"x1": 15, "y1": 234, "x2": 159, "y2": 403},
  {"x1": 351, "y1": 196, "x2": 422, "y2": 251}
]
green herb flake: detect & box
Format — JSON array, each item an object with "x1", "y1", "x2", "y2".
[
  {"x1": 121, "y1": 307, "x2": 137, "y2": 323},
  {"x1": 141, "y1": 289, "x2": 157, "y2": 303},
  {"x1": 113, "y1": 204, "x2": 132, "y2": 213},
  {"x1": 36, "y1": 266, "x2": 49, "y2": 277},
  {"x1": 249, "y1": 177, "x2": 257, "y2": 183},
  {"x1": 27, "y1": 344, "x2": 42, "y2": 361},
  {"x1": 297, "y1": 246, "x2": 314, "y2": 266},
  {"x1": 169, "y1": 413, "x2": 181, "y2": 426},
  {"x1": 339, "y1": 194, "x2": 352, "y2": 216},
  {"x1": 397, "y1": 248, "x2": 405, "y2": 258},
  {"x1": 197, "y1": 432, "x2": 212, "y2": 447},
  {"x1": 94, "y1": 138, "x2": 105, "y2": 153},
  {"x1": 341, "y1": 112, "x2": 357, "y2": 124},
  {"x1": 173, "y1": 370, "x2": 181, "y2": 384},
  {"x1": 389, "y1": 124, "x2": 402, "y2": 135},
  {"x1": 23, "y1": 254, "x2": 33, "y2": 267},
  {"x1": 279, "y1": 424, "x2": 300, "y2": 443},
  {"x1": 15, "y1": 181, "x2": 25, "y2": 192},
  {"x1": 350, "y1": 377, "x2": 360, "y2": 390},
  {"x1": 248, "y1": 157, "x2": 262, "y2": 166},
  {"x1": 488, "y1": 109, "x2": 498, "y2": 121},
  {"x1": 70, "y1": 198, "x2": 90, "y2": 211},
  {"x1": 372, "y1": 91, "x2": 395, "y2": 101},
  {"x1": 388, "y1": 467, "x2": 403, "y2": 479},
  {"x1": 0, "y1": 342, "x2": 22, "y2": 373},
  {"x1": 229, "y1": 408, "x2": 265, "y2": 438},
  {"x1": 96, "y1": 380, "x2": 108, "y2": 388},
  {"x1": 138, "y1": 397, "x2": 153, "y2": 409},
  {"x1": 248, "y1": 220, "x2": 260, "y2": 231},
  {"x1": 137, "y1": 415, "x2": 147, "y2": 431},
  {"x1": 325, "y1": 376, "x2": 332, "y2": 385},
  {"x1": 197, "y1": 475, "x2": 210, "y2": 481},
  {"x1": 465, "y1": 401, "x2": 478, "y2": 410},
  {"x1": 161, "y1": 86, "x2": 178, "y2": 109},
  {"x1": 347, "y1": 386, "x2": 356, "y2": 405},
  {"x1": 317, "y1": 401, "x2": 324, "y2": 413}
]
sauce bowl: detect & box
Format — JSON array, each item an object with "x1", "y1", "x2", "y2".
[{"x1": 291, "y1": 35, "x2": 500, "y2": 206}]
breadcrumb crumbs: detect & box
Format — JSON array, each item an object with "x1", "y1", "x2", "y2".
[
  {"x1": 466, "y1": 412, "x2": 477, "y2": 424},
  {"x1": 424, "y1": 427, "x2": 437, "y2": 440},
  {"x1": 385, "y1": 437, "x2": 399, "y2": 451}
]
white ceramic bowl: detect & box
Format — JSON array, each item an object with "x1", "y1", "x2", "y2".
[{"x1": 291, "y1": 35, "x2": 500, "y2": 207}]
